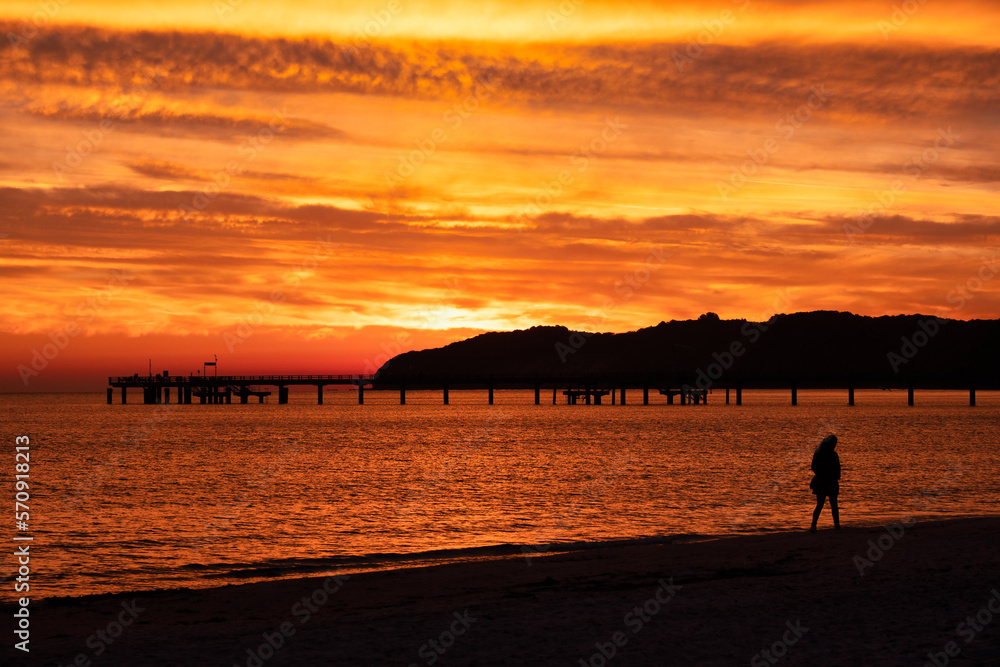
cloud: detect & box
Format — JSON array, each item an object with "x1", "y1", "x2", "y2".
[
  {"x1": 126, "y1": 160, "x2": 204, "y2": 181},
  {"x1": 2, "y1": 180, "x2": 997, "y2": 343},
  {"x1": 124, "y1": 159, "x2": 333, "y2": 190},
  {"x1": 3, "y1": 24, "x2": 999, "y2": 122},
  {"x1": 3, "y1": 185, "x2": 996, "y2": 275},
  {"x1": 2, "y1": 14, "x2": 999, "y2": 345},
  {"x1": 17, "y1": 96, "x2": 349, "y2": 141}
]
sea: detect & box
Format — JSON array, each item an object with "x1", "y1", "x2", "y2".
[{"x1": 3, "y1": 389, "x2": 999, "y2": 601}]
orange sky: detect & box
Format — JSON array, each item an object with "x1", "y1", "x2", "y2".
[{"x1": 2, "y1": 1, "x2": 999, "y2": 390}]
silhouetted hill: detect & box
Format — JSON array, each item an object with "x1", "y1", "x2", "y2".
[{"x1": 376, "y1": 312, "x2": 1000, "y2": 386}]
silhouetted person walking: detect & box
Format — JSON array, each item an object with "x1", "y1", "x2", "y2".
[{"x1": 810, "y1": 434, "x2": 841, "y2": 532}]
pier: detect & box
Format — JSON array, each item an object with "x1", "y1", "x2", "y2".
[
  {"x1": 108, "y1": 373, "x2": 371, "y2": 405},
  {"x1": 108, "y1": 371, "x2": 985, "y2": 407}
]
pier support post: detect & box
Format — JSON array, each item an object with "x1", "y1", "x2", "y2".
[
  {"x1": 443, "y1": 385, "x2": 449, "y2": 405},
  {"x1": 226, "y1": 387, "x2": 232, "y2": 404},
  {"x1": 121, "y1": 386, "x2": 127, "y2": 404},
  {"x1": 317, "y1": 384, "x2": 323, "y2": 405},
  {"x1": 488, "y1": 384, "x2": 494, "y2": 405},
  {"x1": 156, "y1": 386, "x2": 163, "y2": 404},
  {"x1": 107, "y1": 388, "x2": 113, "y2": 404},
  {"x1": 791, "y1": 383, "x2": 797, "y2": 406},
  {"x1": 259, "y1": 394, "x2": 265, "y2": 404},
  {"x1": 241, "y1": 392, "x2": 248, "y2": 404},
  {"x1": 184, "y1": 386, "x2": 192, "y2": 404},
  {"x1": 621, "y1": 387, "x2": 626, "y2": 405},
  {"x1": 553, "y1": 386, "x2": 557, "y2": 404},
  {"x1": 643, "y1": 386, "x2": 649, "y2": 405},
  {"x1": 585, "y1": 386, "x2": 591, "y2": 405},
  {"x1": 534, "y1": 384, "x2": 540, "y2": 405},
  {"x1": 164, "y1": 387, "x2": 171, "y2": 404},
  {"x1": 848, "y1": 382, "x2": 855, "y2": 406},
  {"x1": 611, "y1": 388, "x2": 615, "y2": 405},
  {"x1": 400, "y1": 385, "x2": 406, "y2": 405},
  {"x1": 680, "y1": 389, "x2": 687, "y2": 406},
  {"x1": 736, "y1": 383, "x2": 742, "y2": 406},
  {"x1": 970, "y1": 384, "x2": 976, "y2": 407},
  {"x1": 907, "y1": 383, "x2": 914, "y2": 406},
  {"x1": 358, "y1": 384, "x2": 364, "y2": 405},
  {"x1": 726, "y1": 386, "x2": 730, "y2": 405},
  {"x1": 279, "y1": 386, "x2": 289, "y2": 404},
  {"x1": 200, "y1": 391, "x2": 206, "y2": 404}
]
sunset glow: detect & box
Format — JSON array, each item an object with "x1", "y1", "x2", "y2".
[{"x1": 2, "y1": 0, "x2": 999, "y2": 390}]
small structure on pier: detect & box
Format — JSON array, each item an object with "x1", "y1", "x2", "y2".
[
  {"x1": 190, "y1": 385, "x2": 272, "y2": 404},
  {"x1": 660, "y1": 388, "x2": 708, "y2": 405},
  {"x1": 563, "y1": 388, "x2": 612, "y2": 404}
]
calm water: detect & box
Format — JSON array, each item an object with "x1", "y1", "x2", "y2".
[{"x1": 2, "y1": 389, "x2": 999, "y2": 600}]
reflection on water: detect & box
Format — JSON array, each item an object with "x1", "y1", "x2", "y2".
[{"x1": 5, "y1": 389, "x2": 999, "y2": 598}]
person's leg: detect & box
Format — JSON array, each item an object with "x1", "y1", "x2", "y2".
[
  {"x1": 811, "y1": 494, "x2": 826, "y2": 531},
  {"x1": 829, "y1": 495, "x2": 840, "y2": 529}
]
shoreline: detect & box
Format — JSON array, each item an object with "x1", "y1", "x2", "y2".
[
  {"x1": 22, "y1": 512, "x2": 1000, "y2": 604},
  {"x1": 14, "y1": 516, "x2": 1000, "y2": 665}
]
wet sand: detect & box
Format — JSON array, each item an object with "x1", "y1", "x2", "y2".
[{"x1": 13, "y1": 517, "x2": 1000, "y2": 666}]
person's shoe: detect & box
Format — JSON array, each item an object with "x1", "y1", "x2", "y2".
[{"x1": 809, "y1": 526, "x2": 817, "y2": 533}]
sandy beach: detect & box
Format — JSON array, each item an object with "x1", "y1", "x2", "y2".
[{"x1": 12, "y1": 517, "x2": 1000, "y2": 666}]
